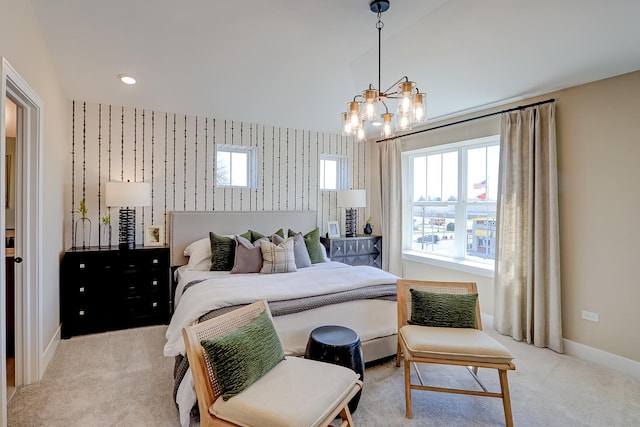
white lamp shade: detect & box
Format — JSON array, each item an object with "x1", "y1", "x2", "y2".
[
  {"x1": 337, "y1": 189, "x2": 366, "y2": 208},
  {"x1": 105, "y1": 182, "x2": 151, "y2": 207}
]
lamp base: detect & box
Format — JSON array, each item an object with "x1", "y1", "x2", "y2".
[
  {"x1": 118, "y1": 208, "x2": 136, "y2": 250},
  {"x1": 345, "y1": 208, "x2": 358, "y2": 238}
]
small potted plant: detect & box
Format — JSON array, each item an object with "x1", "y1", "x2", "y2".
[
  {"x1": 74, "y1": 199, "x2": 91, "y2": 248},
  {"x1": 100, "y1": 211, "x2": 111, "y2": 248},
  {"x1": 364, "y1": 216, "x2": 373, "y2": 235}
]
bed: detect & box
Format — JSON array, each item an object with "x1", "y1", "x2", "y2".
[{"x1": 164, "y1": 211, "x2": 399, "y2": 427}]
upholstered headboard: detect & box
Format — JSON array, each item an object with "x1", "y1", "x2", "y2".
[{"x1": 169, "y1": 210, "x2": 318, "y2": 266}]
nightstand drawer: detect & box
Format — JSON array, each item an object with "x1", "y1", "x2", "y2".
[{"x1": 323, "y1": 235, "x2": 382, "y2": 269}]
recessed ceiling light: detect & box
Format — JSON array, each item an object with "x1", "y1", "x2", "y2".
[{"x1": 117, "y1": 74, "x2": 136, "y2": 85}]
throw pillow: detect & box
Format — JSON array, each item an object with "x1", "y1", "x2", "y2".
[
  {"x1": 288, "y1": 228, "x2": 324, "y2": 264},
  {"x1": 183, "y1": 237, "x2": 211, "y2": 271},
  {"x1": 271, "y1": 233, "x2": 312, "y2": 268},
  {"x1": 260, "y1": 238, "x2": 297, "y2": 274},
  {"x1": 200, "y1": 310, "x2": 285, "y2": 401},
  {"x1": 408, "y1": 289, "x2": 478, "y2": 328},
  {"x1": 231, "y1": 236, "x2": 267, "y2": 274},
  {"x1": 209, "y1": 232, "x2": 236, "y2": 271},
  {"x1": 250, "y1": 229, "x2": 284, "y2": 242}
]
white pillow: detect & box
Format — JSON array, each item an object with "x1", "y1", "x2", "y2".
[{"x1": 184, "y1": 238, "x2": 211, "y2": 271}]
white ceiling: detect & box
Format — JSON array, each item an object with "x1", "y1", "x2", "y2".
[{"x1": 31, "y1": 0, "x2": 640, "y2": 137}]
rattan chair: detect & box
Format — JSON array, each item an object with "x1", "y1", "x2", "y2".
[
  {"x1": 182, "y1": 300, "x2": 362, "y2": 427},
  {"x1": 396, "y1": 279, "x2": 516, "y2": 426}
]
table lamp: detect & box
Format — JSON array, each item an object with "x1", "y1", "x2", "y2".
[
  {"x1": 337, "y1": 189, "x2": 366, "y2": 238},
  {"x1": 105, "y1": 181, "x2": 151, "y2": 250}
]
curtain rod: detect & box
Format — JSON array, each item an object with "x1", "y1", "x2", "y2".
[{"x1": 376, "y1": 98, "x2": 556, "y2": 143}]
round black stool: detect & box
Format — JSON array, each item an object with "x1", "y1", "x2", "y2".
[{"x1": 304, "y1": 325, "x2": 364, "y2": 413}]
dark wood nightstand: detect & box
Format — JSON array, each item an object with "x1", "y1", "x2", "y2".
[
  {"x1": 60, "y1": 245, "x2": 171, "y2": 338},
  {"x1": 321, "y1": 235, "x2": 382, "y2": 269}
]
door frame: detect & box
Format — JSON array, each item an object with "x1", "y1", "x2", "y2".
[{"x1": 1, "y1": 57, "x2": 44, "y2": 423}]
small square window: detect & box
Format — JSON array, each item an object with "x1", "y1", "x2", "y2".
[
  {"x1": 320, "y1": 155, "x2": 348, "y2": 190},
  {"x1": 216, "y1": 145, "x2": 257, "y2": 188}
]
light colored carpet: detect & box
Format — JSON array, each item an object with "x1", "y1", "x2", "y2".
[{"x1": 7, "y1": 324, "x2": 640, "y2": 426}]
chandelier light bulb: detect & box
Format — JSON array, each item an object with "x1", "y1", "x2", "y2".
[
  {"x1": 413, "y1": 93, "x2": 427, "y2": 123},
  {"x1": 381, "y1": 113, "x2": 394, "y2": 138},
  {"x1": 356, "y1": 126, "x2": 366, "y2": 142},
  {"x1": 342, "y1": 112, "x2": 353, "y2": 136},
  {"x1": 397, "y1": 114, "x2": 412, "y2": 131}
]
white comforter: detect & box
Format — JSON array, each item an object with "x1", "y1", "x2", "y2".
[{"x1": 164, "y1": 262, "x2": 398, "y2": 358}]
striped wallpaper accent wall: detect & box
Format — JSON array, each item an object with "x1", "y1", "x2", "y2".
[{"x1": 68, "y1": 101, "x2": 367, "y2": 248}]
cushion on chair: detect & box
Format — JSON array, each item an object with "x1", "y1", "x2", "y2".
[
  {"x1": 200, "y1": 310, "x2": 285, "y2": 400},
  {"x1": 210, "y1": 356, "x2": 359, "y2": 427},
  {"x1": 400, "y1": 325, "x2": 514, "y2": 364},
  {"x1": 408, "y1": 289, "x2": 477, "y2": 328}
]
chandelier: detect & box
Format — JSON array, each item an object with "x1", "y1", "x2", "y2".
[{"x1": 342, "y1": 0, "x2": 427, "y2": 141}]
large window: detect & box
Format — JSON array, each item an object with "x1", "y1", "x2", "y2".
[
  {"x1": 319, "y1": 155, "x2": 349, "y2": 190},
  {"x1": 216, "y1": 145, "x2": 258, "y2": 188},
  {"x1": 404, "y1": 135, "x2": 500, "y2": 267}
]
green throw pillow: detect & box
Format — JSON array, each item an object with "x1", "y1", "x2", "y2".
[
  {"x1": 209, "y1": 232, "x2": 236, "y2": 271},
  {"x1": 200, "y1": 310, "x2": 285, "y2": 400},
  {"x1": 408, "y1": 289, "x2": 478, "y2": 328},
  {"x1": 288, "y1": 227, "x2": 324, "y2": 264},
  {"x1": 250, "y1": 229, "x2": 284, "y2": 242}
]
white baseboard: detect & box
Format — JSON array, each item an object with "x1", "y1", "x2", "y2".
[
  {"x1": 563, "y1": 338, "x2": 640, "y2": 380},
  {"x1": 483, "y1": 313, "x2": 640, "y2": 379},
  {"x1": 40, "y1": 325, "x2": 61, "y2": 379}
]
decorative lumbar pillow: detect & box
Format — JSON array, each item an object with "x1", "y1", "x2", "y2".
[
  {"x1": 260, "y1": 238, "x2": 297, "y2": 274},
  {"x1": 231, "y1": 236, "x2": 267, "y2": 274},
  {"x1": 209, "y1": 232, "x2": 236, "y2": 271},
  {"x1": 288, "y1": 228, "x2": 324, "y2": 264},
  {"x1": 200, "y1": 310, "x2": 285, "y2": 401},
  {"x1": 408, "y1": 289, "x2": 478, "y2": 328},
  {"x1": 184, "y1": 238, "x2": 212, "y2": 271}
]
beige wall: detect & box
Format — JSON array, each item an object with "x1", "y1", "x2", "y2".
[
  {"x1": 0, "y1": 0, "x2": 70, "y2": 366},
  {"x1": 370, "y1": 70, "x2": 640, "y2": 363}
]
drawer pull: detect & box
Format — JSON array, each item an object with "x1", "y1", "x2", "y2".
[
  {"x1": 128, "y1": 264, "x2": 136, "y2": 268},
  {"x1": 152, "y1": 280, "x2": 158, "y2": 286},
  {"x1": 152, "y1": 259, "x2": 159, "y2": 264},
  {"x1": 79, "y1": 287, "x2": 85, "y2": 293},
  {"x1": 79, "y1": 310, "x2": 85, "y2": 316},
  {"x1": 152, "y1": 302, "x2": 158, "y2": 308},
  {"x1": 79, "y1": 263, "x2": 86, "y2": 269}
]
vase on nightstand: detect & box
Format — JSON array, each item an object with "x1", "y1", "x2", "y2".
[
  {"x1": 74, "y1": 218, "x2": 91, "y2": 249},
  {"x1": 363, "y1": 223, "x2": 373, "y2": 235}
]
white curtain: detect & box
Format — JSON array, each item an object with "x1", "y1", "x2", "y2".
[
  {"x1": 494, "y1": 103, "x2": 563, "y2": 353},
  {"x1": 379, "y1": 138, "x2": 403, "y2": 276}
]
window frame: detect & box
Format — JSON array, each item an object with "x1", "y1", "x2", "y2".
[
  {"x1": 215, "y1": 144, "x2": 258, "y2": 188},
  {"x1": 401, "y1": 135, "x2": 500, "y2": 277},
  {"x1": 319, "y1": 154, "x2": 349, "y2": 191}
]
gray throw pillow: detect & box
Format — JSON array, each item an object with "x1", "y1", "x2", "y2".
[
  {"x1": 288, "y1": 227, "x2": 324, "y2": 264},
  {"x1": 200, "y1": 310, "x2": 285, "y2": 401},
  {"x1": 231, "y1": 235, "x2": 266, "y2": 274},
  {"x1": 272, "y1": 233, "x2": 312, "y2": 268},
  {"x1": 408, "y1": 289, "x2": 478, "y2": 328}
]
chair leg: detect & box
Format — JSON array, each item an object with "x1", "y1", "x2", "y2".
[
  {"x1": 338, "y1": 405, "x2": 354, "y2": 427},
  {"x1": 498, "y1": 369, "x2": 514, "y2": 427},
  {"x1": 404, "y1": 357, "x2": 412, "y2": 418},
  {"x1": 396, "y1": 342, "x2": 401, "y2": 367}
]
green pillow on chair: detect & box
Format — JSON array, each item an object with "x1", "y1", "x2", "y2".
[
  {"x1": 201, "y1": 310, "x2": 285, "y2": 401},
  {"x1": 408, "y1": 289, "x2": 478, "y2": 328}
]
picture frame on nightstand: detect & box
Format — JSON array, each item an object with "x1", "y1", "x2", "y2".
[
  {"x1": 144, "y1": 225, "x2": 164, "y2": 247},
  {"x1": 327, "y1": 221, "x2": 340, "y2": 238}
]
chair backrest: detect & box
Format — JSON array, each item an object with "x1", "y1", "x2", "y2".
[
  {"x1": 396, "y1": 279, "x2": 482, "y2": 330},
  {"x1": 182, "y1": 300, "x2": 271, "y2": 415}
]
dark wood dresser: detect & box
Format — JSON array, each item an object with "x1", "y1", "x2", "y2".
[{"x1": 60, "y1": 245, "x2": 171, "y2": 338}]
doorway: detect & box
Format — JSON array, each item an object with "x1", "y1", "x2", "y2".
[
  {"x1": 4, "y1": 97, "x2": 17, "y2": 401},
  {"x1": 1, "y1": 58, "x2": 44, "y2": 425}
]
